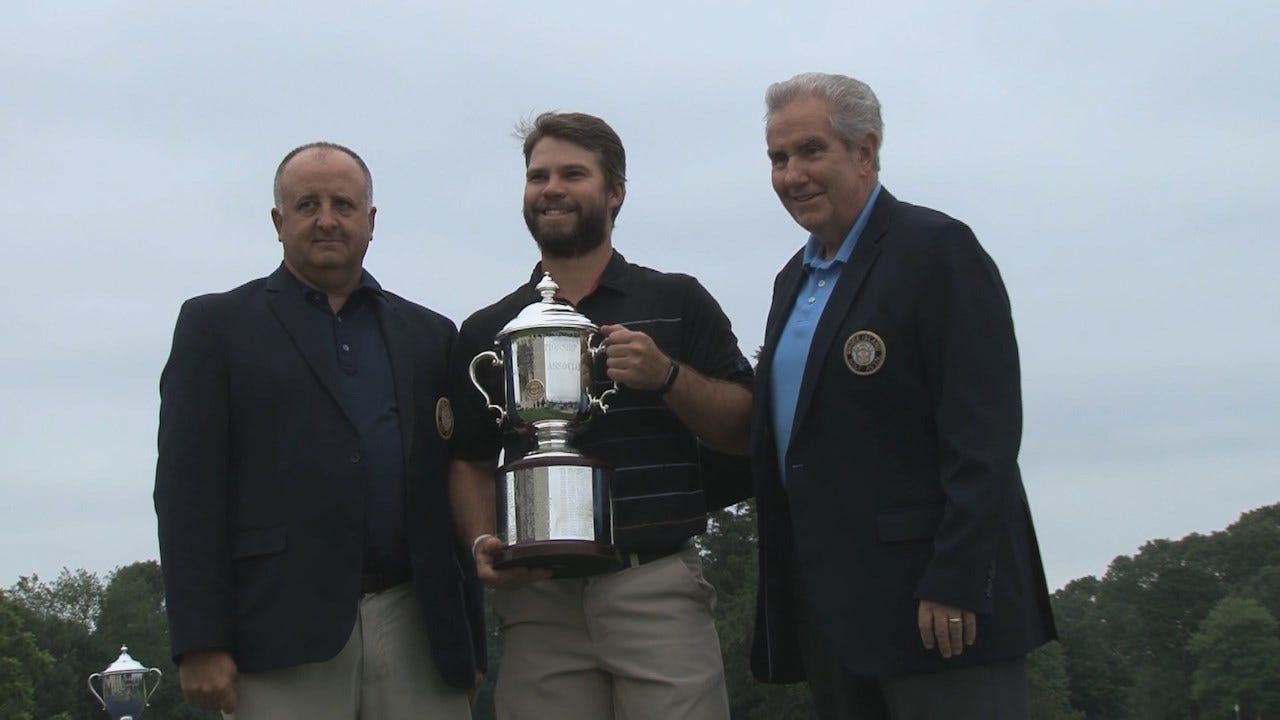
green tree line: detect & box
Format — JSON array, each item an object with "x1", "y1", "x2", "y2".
[
  {"x1": 1, "y1": 561, "x2": 214, "y2": 720},
  {"x1": 4, "y1": 503, "x2": 1276, "y2": 719}
]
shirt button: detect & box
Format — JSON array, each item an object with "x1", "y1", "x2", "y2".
[
  {"x1": 350, "y1": 452, "x2": 361, "y2": 463},
  {"x1": 341, "y1": 344, "x2": 350, "y2": 351},
  {"x1": 336, "y1": 316, "x2": 344, "y2": 323},
  {"x1": 807, "y1": 297, "x2": 816, "y2": 304},
  {"x1": 817, "y1": 280, "x2": 826, "y2": 287}
]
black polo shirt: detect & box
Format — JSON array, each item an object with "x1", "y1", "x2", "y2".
[
  {"x1": 283, "y1": 268, "x2": 408, "y2": 575},
  {"x1": 450, "y1": 251, "x2": 753, "y2": 550}
]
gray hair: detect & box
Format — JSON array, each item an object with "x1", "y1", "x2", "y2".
[
  {"x1": 273, "y1": 141, "x2": 373, "y2": 209},
  {"x1": 765, "y1": 73, "x2": 884, "y2": 171}
]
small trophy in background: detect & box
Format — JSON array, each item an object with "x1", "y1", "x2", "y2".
[{"x1": 87, "y1": 645, "x2": 162, "y2": 720}]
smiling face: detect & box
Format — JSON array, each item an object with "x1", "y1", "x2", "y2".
[
  {"x1": 270, "y1": 148, "x2": 375, "y2": 292},
  {"x1": 766, "y1": 95, "x2": 878, "y2": 253},
  {"x1": 522, "y1": 136, "x2": 624, "y2": 259}
]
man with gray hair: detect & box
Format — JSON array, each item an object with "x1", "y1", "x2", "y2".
[
  {"x1": 155, "y1": 142, "x2": 483, "y2": 719},
  {"x1": 748, "y1": 72, "x2": 1057, "y2": 718}
]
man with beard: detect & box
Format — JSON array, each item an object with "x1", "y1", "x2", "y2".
[{"x1": 448, "y1": 112, "x2": 753, "y2": 719}]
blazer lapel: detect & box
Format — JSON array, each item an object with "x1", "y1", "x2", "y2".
[
  {"x1": 375, "y1": 297, "x2": 417, "y2": 462},
  {"x1": 787, "y1": 191, "x2": 893, "y2": 450},
  {"x1": 757, "y1": 250, "x2": 805, "y2": 410},
  {"x1": 265, "y1": 267, "x2": 356, "y2": 425},
  {"x1": 752, "y1": 251, "x2": 806, "y2": 451},
  {"x1": 762, "y1": 250, "x2": 807, "y2": 369}
]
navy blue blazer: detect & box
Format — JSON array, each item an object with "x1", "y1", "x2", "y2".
[
  {"x1": 750, "y1": 189, "x2": 1056, "y2": 680},
  {"x1": 154, "y1": 264, "x2": 484, "y2": 688}
]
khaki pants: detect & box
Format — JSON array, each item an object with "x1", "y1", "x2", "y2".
[
  {"x1": 228, "y1": 583, "x2": 470, "y2": 720},
  {"x1": 493, "y1": 546, "x2": 730, "y2": 720}
]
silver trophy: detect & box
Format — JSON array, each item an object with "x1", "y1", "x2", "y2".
[
  {"x1": 469, "y1": 273, "x2": 621, "y2": 576},
  {"x1": 88, "y1": 645, "x2": 162, "y2": 720}
]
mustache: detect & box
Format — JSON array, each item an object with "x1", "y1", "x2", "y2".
[{"x1": 534, "y1": 201, "x2": 579, "y2": 213}]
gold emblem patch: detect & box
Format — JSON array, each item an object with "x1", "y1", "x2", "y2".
[
  {"x1": 843, "y1": 331, "x2": 886, "y2": 376},
  {"x1": 435, "y1": 397, "x2": 454, "y2": 440}
]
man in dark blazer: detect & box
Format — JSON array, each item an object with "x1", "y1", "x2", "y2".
[
  {"x1": 154, "y1": 142, "x2": 482, "y2": 719},
  {"x1": 750, "y1": 73, "x2": 1057, "y2": 719}
]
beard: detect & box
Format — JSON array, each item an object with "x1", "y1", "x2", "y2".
[{"x1": 523, "y1": 199, "x2": 609, "y2": 259}]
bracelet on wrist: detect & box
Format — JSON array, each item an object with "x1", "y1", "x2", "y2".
[
  {"x1": 655, "y1": 357, "x2": 680, "y2": 396},
  {"x1": 471, "y1": 533, "x2": 496, "y2": 557}
]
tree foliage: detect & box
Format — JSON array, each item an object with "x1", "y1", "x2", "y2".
[
  {"x1": 1050, "y1": 502, "x2": 1280, "y2": 720},
  {"x1": 1028, "y1": 642, "x2": 1086, "y2": 720},
  {"x1": 700, "y1": 500, "x2": 815, "y2": 719},
  {"x1": 1188, "y1": 596, "x2": 1280, "y2": 719},
  {"x1": 0, "y1": 590, "x2": 52, "y2": 720},
  {"x1": 1052, "y1": 576, "x2": 1130, "y2": 719},
  {"x1": 4, "y1": 501, "x2": 1275, "y2": 719},
  {"x1": 9, "y1": 569, "x2": 102, "y2": 630},
  {"x1": 7, "y1": 570, "x2": 103, "y2": 720}
]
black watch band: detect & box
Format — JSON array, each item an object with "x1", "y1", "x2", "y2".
[{"x1": 655, "y1": 357, "x2": 680, "y2": 396}]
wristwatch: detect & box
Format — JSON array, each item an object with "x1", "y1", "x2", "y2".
[{"x1": 655, "y1": 357, "x2": 680, "y2": 396}]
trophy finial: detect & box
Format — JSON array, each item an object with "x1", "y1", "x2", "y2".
[{"x1": 536, "y1": 273, "x2": 559, "y2": 303}]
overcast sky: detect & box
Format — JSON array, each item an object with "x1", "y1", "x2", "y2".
[{"x1": 2, "y1": 1, "x2": 1276, "y2": 594}]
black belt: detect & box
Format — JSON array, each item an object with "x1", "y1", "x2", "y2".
[
  {"x1": 360, "y1": 566, "x2": 411, "y2": 595},
  {"x1": 616, "y1": 539, "x2": 694, "y2": 569}
]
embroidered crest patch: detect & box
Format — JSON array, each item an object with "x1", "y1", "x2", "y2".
[
  {"x1": 435, "y1": 397, "x2": 455, "y2": 440},
  {"x1": 843, "y1": 331, "x2": 886, "y2": 376}
]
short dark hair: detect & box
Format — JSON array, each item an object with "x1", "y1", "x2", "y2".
[
  {"x1": 517, "y1": 112, "x2": 627, "y2": 220},
  {"x1": 273, "y1": 141, "x2": 373, "y2": 209}
]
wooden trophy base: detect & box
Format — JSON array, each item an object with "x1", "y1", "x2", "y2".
[{"x1": 493, "y1": 539, "x2": 622, "y2": 578}]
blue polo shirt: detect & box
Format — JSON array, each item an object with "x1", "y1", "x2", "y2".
[
  {"x1": 770, "y1": 183, "x2": 882, "y2": 478},
  {"x1": 288, "y1": 269, "x2": 408, "y2": 575}
]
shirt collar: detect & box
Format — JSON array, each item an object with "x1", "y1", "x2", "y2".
[
  {"x1": 802, "y1": 182, "x2": 883, "y2": 270},
  {"x1": 274, "y1": 262, "x2": 385, "y2": 303},
  {"x1": 527, "y1": 250, "x2": 631, "y2": 299}
]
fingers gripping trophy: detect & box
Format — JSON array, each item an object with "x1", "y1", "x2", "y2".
[
  {"x1": 469, "y1": 273, "x2": 622, "y2": 576},
  {"x1": 88, "y1": 645, "x2": 162, "y2": 720}
]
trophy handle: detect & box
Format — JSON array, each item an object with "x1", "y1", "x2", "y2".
[
  {"x1": 87, "y1": 672, "x2": 106, "y2": 709},
  {"x1": 144, "y1": 667, "x2": 163, "y2": 704},
  {"x1": 469, "y1": 351, "x2": 506, "y2": 426},
  {"x1": 587, "y1": 383, "x2": 618, "y2": 414},
  {"x1": 586, "y1": 331, "x2": 607, "y2": 361},
  {"x1": 584, "y1": 332, "x2": 618, "y2": 413}
]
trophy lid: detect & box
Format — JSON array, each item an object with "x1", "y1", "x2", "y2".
[
  {"x1": 101, "y1": 645, "x2": 147, "y2": 674},
  {"x1": 497, "y1": 273, "x2": 599, "y2": 337}
]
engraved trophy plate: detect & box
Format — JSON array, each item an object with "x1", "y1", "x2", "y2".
[
  {"x1": 470, "y1": 274, "x2": 621, "y2": 576},
  {"x1": 504, "y1": 331, "x2": 591, "y2": 431},
  {"x1": 495, "y1": 455, "x2": 618, "y2": 576}
]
